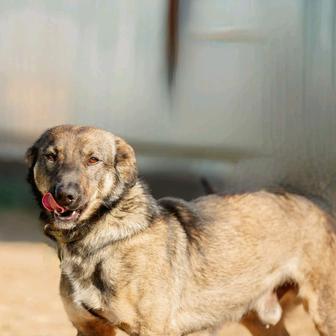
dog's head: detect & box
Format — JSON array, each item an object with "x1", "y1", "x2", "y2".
[{"x1": 26, "y1": 125, "x2": 137, "y2": 229}]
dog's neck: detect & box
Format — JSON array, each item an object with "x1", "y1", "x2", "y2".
[{"x1": 46, "y1": 180, "x2": 159, "y2": 257}]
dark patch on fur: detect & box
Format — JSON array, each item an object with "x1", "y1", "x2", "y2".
[
  {"x1": 81, "y1": 302, "x2": 106, "y2": 320},
  {"x1": 92, "y1": 261, "x2": 113, "y2": 295},
  {"x1": 159, "y1": 197, "x2": 203, "y2": 246},
  {"x1": 118, "y1": 322, "x2": 139, "y2": 336}
]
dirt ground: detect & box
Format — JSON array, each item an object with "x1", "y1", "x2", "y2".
[{"x1": 0, "y1": 210, "x2": 319, "y2": 336}]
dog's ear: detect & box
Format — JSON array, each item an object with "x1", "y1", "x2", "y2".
[
  {"x1": 25, "y1": 141, "x2": 43, "y2": 202},
  {"x1": 25, "y1": 130, "x2": 50, "y2": 169},
  {"x1": 25, "y1": 129, "x2": 55, "y2": 168},
  {"x1": 25, "y1": 145, "x2": 38, "y2": 169},
  {"x1": 25, "y1": 130, "x2": 51, "y2": 198},
  {"x1": 114, "y1": 136, "x2": 137, "y2": 188}
]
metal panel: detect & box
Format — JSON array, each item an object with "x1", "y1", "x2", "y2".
[{"x1": 0, "y1": 0, "x2": 169, "y2": 145}]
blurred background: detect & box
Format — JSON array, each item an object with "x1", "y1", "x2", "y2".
[{"x1": 0, "y1": 1, "x2": 335, "y2": 335}]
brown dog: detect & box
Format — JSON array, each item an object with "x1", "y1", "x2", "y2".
[{"x1": 26, "y1": 125, "x2": 336, "y2": 336}]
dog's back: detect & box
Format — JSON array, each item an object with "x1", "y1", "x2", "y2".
[{"x1": 159, "y1": 191, "x2": 335, "y2": 329}]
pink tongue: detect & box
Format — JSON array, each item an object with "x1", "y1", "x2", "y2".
[{"x1": 42, "y1": 192, "x2": 65, "y2": 213}]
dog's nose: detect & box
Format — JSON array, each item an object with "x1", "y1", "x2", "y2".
[{"x1": 55, "y1": 183, "x2": 80, "y2": 208}]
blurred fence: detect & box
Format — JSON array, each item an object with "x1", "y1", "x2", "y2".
[
  {"x1": 0, "y1": 0, "x2": 336, "y2": 196},
  {"x1": 0, "y1": 0, "x2": 169, "y2": 148}
]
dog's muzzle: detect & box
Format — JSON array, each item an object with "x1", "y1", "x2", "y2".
[{"x1": 42, "y1": 192, "x2": 81, "y2": 222}]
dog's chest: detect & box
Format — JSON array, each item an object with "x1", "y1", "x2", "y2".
[
  {"x1": 60, "y1": 258, "x2": 108, "y2": 311},
  {"x1": 59, "y1": 253, "x2": 140, "y2": 332}
]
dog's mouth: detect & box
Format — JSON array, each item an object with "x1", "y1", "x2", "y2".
[
  {"x1": 42, "y1": 192, "x2": 84, "y2": 223},
  {"x1": 54, "y1": 209, "x2": 81, "y2": 222}
]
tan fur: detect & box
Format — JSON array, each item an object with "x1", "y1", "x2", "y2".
[{"x1": 26, "y1": 125, "x2": 336, "y2": 336}]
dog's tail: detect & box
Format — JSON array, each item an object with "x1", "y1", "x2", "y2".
[{"x1": 200, "y1": 177, "x2": 217, "y2": 195}]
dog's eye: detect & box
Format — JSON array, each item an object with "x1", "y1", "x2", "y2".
[
  {"x1": 88, "y1": 156, "x2": 100, "y2": 165},
  {"x1": 45, "y1": 153, "x2": 57, "y2": 162}
]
